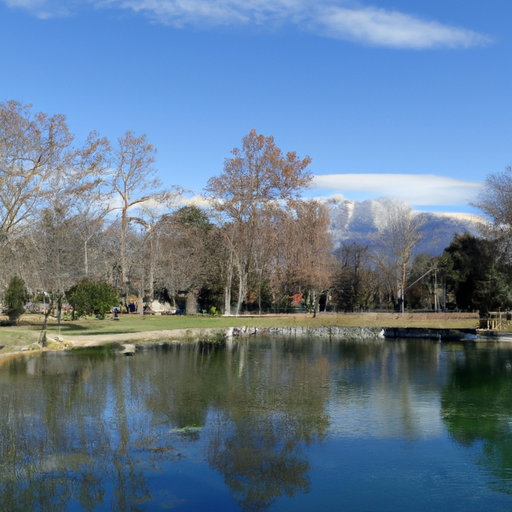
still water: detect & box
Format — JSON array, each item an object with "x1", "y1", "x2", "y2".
[{"x1": 1, "y1": 337, "x2": 512, "y2": 512}]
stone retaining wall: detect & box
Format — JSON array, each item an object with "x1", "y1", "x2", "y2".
[
  {"x1": 229, "y1": 326, "x2": 383, "y2": 339},
  {"x1": 383, "y1": 327, "x2": 478, "y2": 340}
]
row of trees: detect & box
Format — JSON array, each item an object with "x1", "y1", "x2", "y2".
[
  {"x1": 3, "y1": 99, "x2": 512, "y2": 318},
  {"x1": 0, "y1": 100, "x2": 173, "y2": 298},
  {"x1": 0, "y1": 102, "x2": 336, "y2": 316},
  {"x1": 332, "y1": 165, "x2": 512, "y2": 316},
  {"x1": 332, "y1": 232, "x2": 509, "y2": 315}
]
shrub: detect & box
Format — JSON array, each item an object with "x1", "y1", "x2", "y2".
[{"x1": 66, "y1": 279, "x2": 119, "y2": 319}]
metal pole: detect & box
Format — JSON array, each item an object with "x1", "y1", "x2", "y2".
[{"x1": 434, "y1": 268, "x2": 438, "y2": 312}]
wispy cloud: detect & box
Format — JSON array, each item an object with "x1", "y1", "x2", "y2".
[
  {"x1": 312, "y1": 173, "x2": 482, "y2": 206},
  {"x1": 2, "y1": 0, "x2": 491, "y2": 49},
  {"x1": 314, "y1": 6, "x2": 490, "y2": 49},
  {"x1": 94, "y1": 0, "x2": 305, "y2": 27},
  {"x1": 4, "y1": 0, "x2": 74, "y2": 18}
]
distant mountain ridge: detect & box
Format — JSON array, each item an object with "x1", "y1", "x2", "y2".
[{"x1": 326, "y1": 196, "x2": 482, "y2": 255}]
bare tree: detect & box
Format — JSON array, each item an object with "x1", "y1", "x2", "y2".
[
  {"x1": 155, "y1": 206, "x2": 217, "y2": 313},
  {"x1": 471, "y1": 166, "x2": 512, "y2": 260},
  {"x1": 109, "y1": 130, "x2": 172, "y2": 297},
  {"x1": 374, "y1": 199, "x2": 424, "y2": 313},
  {"x1": 205, "y1": 129, "x2": 312, "y2": 315},
  {"x1": 132, "y1": 188, "x2": 183, "y2": 301},
  {"x1": 69, "y1": 131, "x2": 113, "y2": 276},
  {"x1": 0, "y1": 100, "x2": 73, "y2": 245},
  {"x1": 333, "y1": 242, "x2": 376, "y2": 312},
  {"x1": 272, "y1": 199, "x2": 333, "y2": 315},
  {"x1": 472, "y1": 166, "x2": 512, "y2": 226}
]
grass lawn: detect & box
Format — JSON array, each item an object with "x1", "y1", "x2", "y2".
[
  {"x1": 45, "y1": 312, "x2": 480, "y2": 336},
  {"x1": 0, "y1": 311, "x2": 480, "y2": 355}
]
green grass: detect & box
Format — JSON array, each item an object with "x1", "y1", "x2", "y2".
[
  {"x1": 47, "y1": 313, "x2": 478, "y2": 334},
  {"x1": 6, "y1": 311, "x2": 481, "y2": 334},
  {"x1": 0, "y1": 327, "x2": 41, "y2": 347}
]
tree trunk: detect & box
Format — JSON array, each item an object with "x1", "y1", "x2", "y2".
[
  {"x1": 84, "y1": 237, "x2": 89, "y2": 276},
  {"x1": 312, "y1": 290, "x2": 318, "y2": 318},
  {"x1": 224, "y1": 250, "x2": 233, "y2": 315},
  {"x1": 401, "y1": 262, "x2": 406, "y2": 314},
  {"x1": 258, "y1": 275, "x2": 262, "y2": 315},
  {"x1": 235, "y1": 270, "x2": 247, "y2": 316},
  {"x1": 121, "y1": 207, "x2": 128, "y2": 293},
  {"x1": 40, "y1": 297, "x2": 53, "y2": 348},
  {"x1": 186, "y1": 289, "x2": 198, "y2": 315},
  {"x1": 148, "y1": 232, "x2": 155, "y2": 301},
  {"x1": 57, "y1": 295, "x2": 62, "y2": 326}
]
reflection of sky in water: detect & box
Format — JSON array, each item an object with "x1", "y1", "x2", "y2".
[
  {"x1": 325, "y1": 340, "x2": 450, "y2": 439},
  {"x1": 299, "y1": 437, "x2": 505, "y2": 512},
  {"x1": 327, "y1": 391, "x2": 444, "y2": 439},
  {"x1": 2, "y1": 339, "x2": 512, "y2": 511}
]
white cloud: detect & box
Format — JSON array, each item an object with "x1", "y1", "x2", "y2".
[
  {"x1": 4, "y1": 0, "x2": 73, "y2": 17},
  {"x1": 314, "y1": 6, "x2": 490, "y2": 49},
  {"x1": 312, "y1": 173, "x2": 482, "y2": 206},
  {"x1": 2, "y1": 0, "x2": 491, "y2": 49},
  {"x1": 4, "y1": 0, "x2": 42, "y2": 7},
  {"x1": 179, "y1": 194, "x2": 209, "y2": 207}
]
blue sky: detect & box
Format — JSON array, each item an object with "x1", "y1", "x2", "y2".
[{"x1": 1, "y1": 0, "x2": 510, "y2": 213}]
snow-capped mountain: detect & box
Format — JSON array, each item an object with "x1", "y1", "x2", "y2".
[{"x1": 327, "y1": 196, "x2": 482, "y2": 255}]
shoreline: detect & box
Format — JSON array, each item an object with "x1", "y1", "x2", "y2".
[{"x1": 0, "y1": 324, "x2": 498, "y2": 362}]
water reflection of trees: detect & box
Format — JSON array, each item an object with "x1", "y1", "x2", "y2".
[
  {"x1": 328, "y1": 339, "x2": 444, "y2": 440},
  {"x1": 0, "y1": 339, "x2": 332, "y2": 511},
  {"x1": 0, "y1": 351, "x2": 155, "y2": 512},
  {"x1": 204, "y1": 339, "x2": 330, "y2": 511},
  {"x1": 139, "y1": 340, "x2": 330, "y2": 510},
  {"x1": 441, "y1": 347, "x2": 512, "y2": 493},
  {"x1": 208, "y1": 416, "x2": 310, "y2": 512}
]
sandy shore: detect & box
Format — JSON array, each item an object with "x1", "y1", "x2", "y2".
[
  {"x1": 47, "y1": 327, "x2": 229, "y2": 347},
  {"x1": 0, "y1": 328, "x2": 228, "y2": 363}
]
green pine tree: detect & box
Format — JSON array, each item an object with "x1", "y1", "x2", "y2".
[{"x1": 4, "y1": 276, "x2": 27, "y2": 326}]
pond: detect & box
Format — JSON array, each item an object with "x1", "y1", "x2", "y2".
[{"x1": 1, "y1": 337, "x2": 512, "y2": 511}]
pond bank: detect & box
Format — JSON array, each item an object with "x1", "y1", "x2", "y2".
[
  {"x1": 1, "y1": 325, "x2": 507, "y2": 361},
  {"x1": 50, "y1": 326, "x2": 385, "y2": 350},
  {"x1": 52, "y1": 325, "x2": 486, "y2": 349}
]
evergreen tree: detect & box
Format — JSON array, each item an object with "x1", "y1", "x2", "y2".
[
  {"x1": 4, "y1": 276, "x2": 27, "y2": 325},
  {"x1": 440, "y1": 233, "x2": 512, "y2": 314}
]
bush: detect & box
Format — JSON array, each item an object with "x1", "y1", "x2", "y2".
[
  {"x1": 66, "y1": 279, "x2": 119, "y2": 319},
  {"x1": 4, "y1": 276, "x2": 28, "y2": 326}
]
